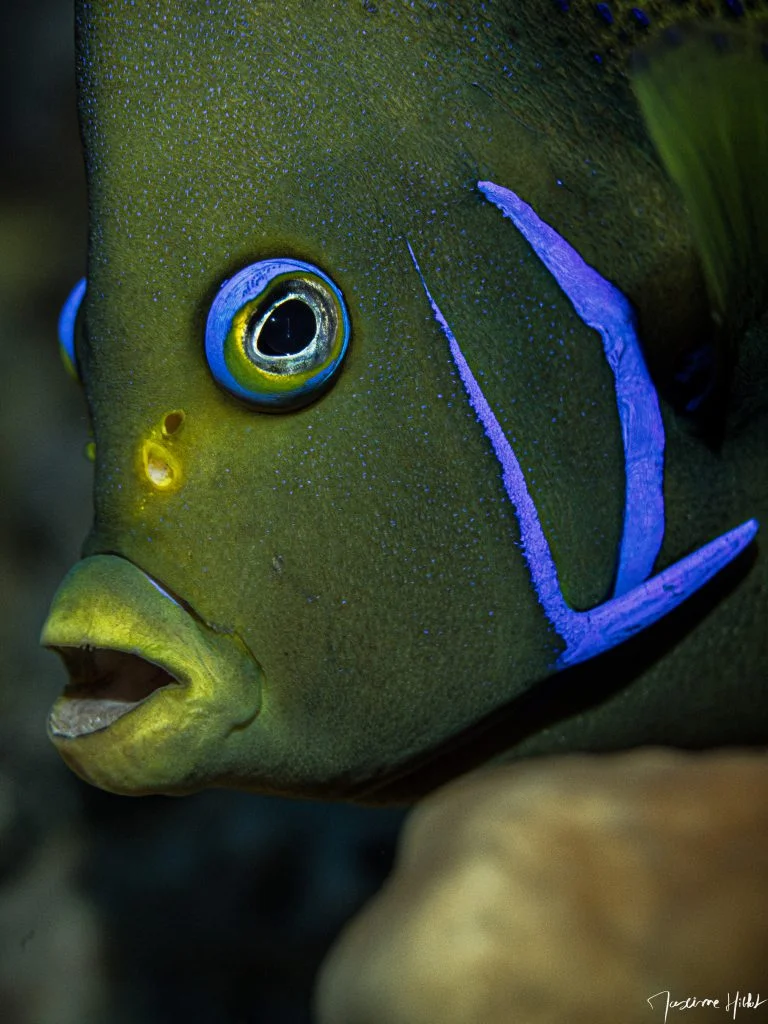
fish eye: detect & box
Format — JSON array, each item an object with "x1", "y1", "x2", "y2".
[
  {"x1": 205, "y1": 258, "x2": 350, "y2": 410},
  {"x1": 58, "y1": 277, "x2": 86, "y2": 380}
]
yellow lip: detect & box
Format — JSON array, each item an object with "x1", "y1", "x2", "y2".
[{"x1": 41, "y1": 554, "x2": 263, "y2": 795}]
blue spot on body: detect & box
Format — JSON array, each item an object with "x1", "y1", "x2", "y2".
[
  {"x1": 630, "y1": 7, "x2": 650, "y2": 27},
  {"x1": 595, "y1": 2, "x2": 613, "y2": 25}
]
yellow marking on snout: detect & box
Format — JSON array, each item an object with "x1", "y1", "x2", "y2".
[{"x1": 138, "y1": 411, "x2": 186, "y2": 493}]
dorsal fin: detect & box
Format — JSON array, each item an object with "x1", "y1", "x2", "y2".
[{"x1": 631, "y1": 22, "x2": 768, "y2": 420}]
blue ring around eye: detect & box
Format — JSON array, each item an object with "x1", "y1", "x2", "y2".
[
  {"x1": 58, "y1": 277, "x2": 86, "y2": 379},
  {"x1": 205, "y1": 258, "x2": 350, "y2": 410}
]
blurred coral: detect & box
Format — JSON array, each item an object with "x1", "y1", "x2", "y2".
[{"x1": 317, "y1": 748, "x2": 768, "y2": 1024}]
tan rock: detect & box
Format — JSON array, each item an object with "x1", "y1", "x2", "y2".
[{"x1": 316, "y1": 748, "x2": 768, "y2": 1024}]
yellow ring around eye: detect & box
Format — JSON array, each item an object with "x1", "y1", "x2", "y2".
[{"x1": 223, "y1": 273, "x2": 345, "y2": 403}]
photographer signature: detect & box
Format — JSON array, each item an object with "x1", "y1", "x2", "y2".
[{"x1": 648, "y1": 991, "x2": 766, "y2": 1022}]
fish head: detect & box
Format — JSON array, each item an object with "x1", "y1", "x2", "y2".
[{"x1": 41, "y1": 0, "x2": 765, "y2": 799}]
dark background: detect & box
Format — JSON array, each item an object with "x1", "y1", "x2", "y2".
[{"x1": 0, "y1": 3, "x2": 405, "y2": 1021}]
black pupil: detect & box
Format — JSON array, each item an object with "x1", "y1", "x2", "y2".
[{"x1": 258, "y1": 299, "x2": 317, "y2": 357}]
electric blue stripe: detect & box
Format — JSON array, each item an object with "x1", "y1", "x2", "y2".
[
  {"x1": 407, "y1": 184, "x2": 758, "y2": 668},
  {"x1": 478, "y1": 180, "x2": 664, "y2": 597}
]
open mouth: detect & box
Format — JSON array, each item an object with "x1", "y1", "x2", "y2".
[
  {"x1": 48, "y1": 646, "x2": 183, "y2": 739},
  {"x1": 42, "y1": 554, "x2": 264, "y2": 794}
]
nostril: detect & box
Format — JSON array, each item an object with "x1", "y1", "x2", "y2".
[{"x1": 162, "y1": 409, "x2": 185, "y2": 436}]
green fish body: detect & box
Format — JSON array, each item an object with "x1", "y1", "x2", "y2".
[{"x1": 42, "y1": 0, "x2": 768, "y2": 801}]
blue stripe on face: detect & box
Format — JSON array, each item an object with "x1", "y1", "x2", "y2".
[
  {"x1": 478, "y1": 180, "x2": 664, "y2": 598},
  {"x1": 407, "y1": 184, "x2": 758, "y2": 669},
  {"x1": 58, "y1": 277, "x2": 87, "y2": 379}
]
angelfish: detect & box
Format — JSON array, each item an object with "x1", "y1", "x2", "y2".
[{"x1": 41, "y1": 1, "x2": 768, "y2": 801}]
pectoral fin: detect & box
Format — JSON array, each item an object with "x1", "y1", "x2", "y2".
[{"x1": 631, "y1": 22, "x2": 768, "y2": 421}]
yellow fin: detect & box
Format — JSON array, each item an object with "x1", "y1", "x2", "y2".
[{"x1": 631, "y1": 22, "x2": 768, "y2": 369}]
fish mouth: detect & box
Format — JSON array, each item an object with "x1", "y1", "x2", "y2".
[
  {"x1": 48, "y1": 645, "x2": 183, "y2": 739},
  {"x1": 41, "y1": 554, "x2": 263, "y2": 795}
]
